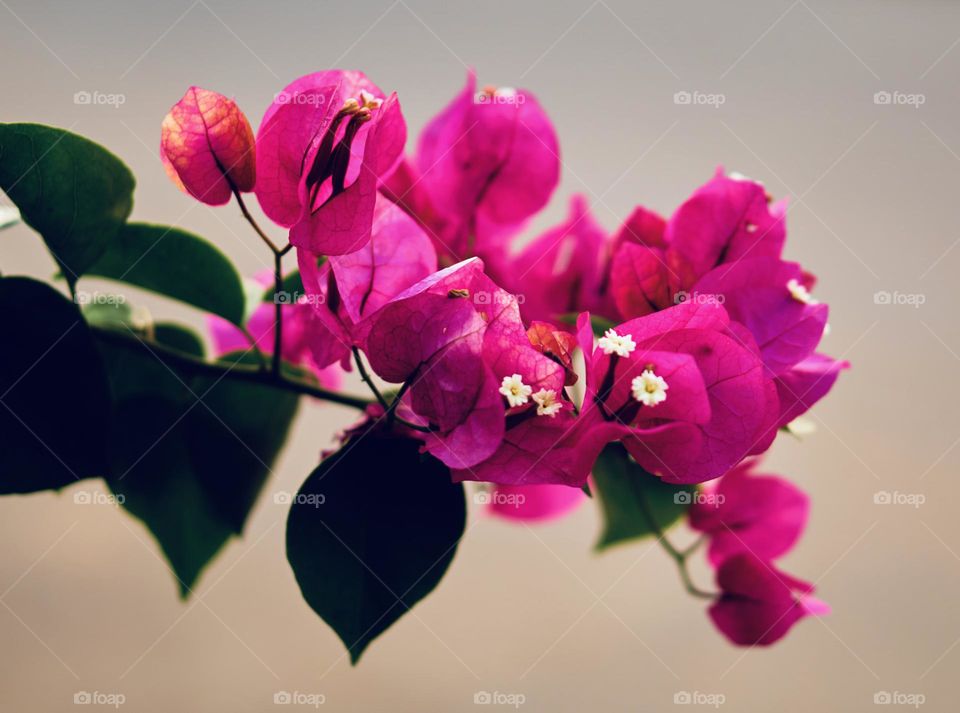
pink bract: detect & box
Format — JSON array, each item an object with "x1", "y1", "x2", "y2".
[
  {"x1": 382, "y1": 71, "x2": 560, "y2": 265},
  {"x1": 255, "y1": 70, "x2": 406, "y2": 255},
  {"x1": 161, "y1": 87, "x2": 256, "y2": 206}
]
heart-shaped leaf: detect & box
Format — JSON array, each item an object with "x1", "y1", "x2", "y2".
[
  {"x1": 287, "y1": 432, "x2": 466, "y2": 663},
  {"x1": 87, "y1": 222, "x2": 246, "y2": 325},
  {"x1": 593, "y1": 443, "x2": 694, "y2": 550},
  {"x1": 0, "y1": 276, "x2": 111, "y2": 493},
  {"x1": 98, "y1": 335, "x2": 298, "y2": 595},
  {"x1": 0, "y1": 124, "x2": 135, "y2": 285}
]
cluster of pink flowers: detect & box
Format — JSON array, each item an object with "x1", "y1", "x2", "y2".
[{"x1": 161, "y1": 69, "x2": 847, "y2": 647}]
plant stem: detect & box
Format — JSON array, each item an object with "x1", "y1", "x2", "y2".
[
  {"x1": 234, "y1": 189, "x2": 282, "y2": 254},
  {"x1": 352, "y1": 346, "x2": 390, "y2": 410},
  {"x1": 93, "y1": 326, "x2": 373, "y2": 410},
  {"x1": 273, "y1": 251, "x2": 283, "y2": 377},
  {"x1": 631, "y1": 476, "x2": 717, "y2": 600}
]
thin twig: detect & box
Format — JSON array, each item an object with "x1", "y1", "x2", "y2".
[{"x1": 93, "y1": 326, "x2": 372, "y2": 410}]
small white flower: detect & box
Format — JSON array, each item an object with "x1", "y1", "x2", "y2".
[
  {"x1": 499, "y1": 373, "x2": 532, "y2": 407},
  {"x1": 787, "y1": 278, "x2": 817, "y2": 305},
  {"x1": 631, "y1": 369, "x2": 669, "y2": 407},
  {"x1": 597, "y1": 328, "x2": 636, "y2": 357},
  {"x1": 532, "y1": 389, "x2": 563, "y2": 417}
]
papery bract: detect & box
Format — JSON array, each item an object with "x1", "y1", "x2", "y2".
[
  {"x1": 774, "y1": 353, "x2": 849, "y2": 427},
  {"x1": 255, "y1": 70, "x2": 406, "y2": 255},
  {"x1": 709, "y1": 553, "x2": 828, "y2": 646},
  {"x1": 575, "y1": 303, "x2": 779, "y2": 484},
  {"x1": 688, "y1": 460, "x2": 809, "y2": 566},
  {"x1": 382, "y1": 71, "x2": 560, "y2": 265},
  {"x1": 500, "y1": 195, "x2": 614, "y2": 325},
  {"x1": 161, "y1": 87, "x2": 256, "y2": 206}
]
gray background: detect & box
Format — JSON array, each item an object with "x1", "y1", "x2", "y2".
[{"x1": 1, "y1": 0, "x2": 958, "y2": 711}]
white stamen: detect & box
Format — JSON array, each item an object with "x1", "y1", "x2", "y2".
[
  {"x1": 631, "y1": 369, "x2": 669, "y2": 407},
  {"x1": 532, "y1": 389, "x2": 562, "y2": 417},
  {"x1": 598, "y1": 328, "x2": 636, "y2": 357},
  {"x1": 359, "y1": 89, "x2": 382, "y2": 109},
  {"x1": 787, "y1": 278, "x2": 817, "y2": 305},
  {"x1": 499, "y1": 373, "x2": 532, "y2": 407}
]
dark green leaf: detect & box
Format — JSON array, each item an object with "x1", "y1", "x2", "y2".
[
  {"x1": 87, "y1": 222, "x2": 246, "y2": 325},
  {"x1": 0, "y1": 276, "x2": 111, "y2": 493},
  {"x1": 153, "y1": 323, "x2": 205, "y2": 358},
  {"x1": 593, "y1": 443, "x2": 693, "y2": 550},
  {"x1": 97, "y1": 337, "x2": 298, "y2": 595},
  {"x1": 0, "y1": 124, "x2": 135, "y2": 285},
  {"x1": 287, "y1": 433, "x2": 465, "y2": 664}
]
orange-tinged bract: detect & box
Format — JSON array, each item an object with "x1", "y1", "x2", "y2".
[{"x1": 160, "y1": 86, "x2": 256, "y2": 205}]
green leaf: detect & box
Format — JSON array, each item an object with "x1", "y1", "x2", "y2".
[
  {"x1": 97, "y1": 338, "x2": 298, "y2": 596},
  {"x1": 287, "y1": 433, "x2": 465, "y2": 664},
  {"x1": 153, "y1": 323, "x2": 205, "y2": 358},
  {"x1": 593, "y1": 444, "x2": 694, "y2": 550},
  {"x1": 87, "y1": 222, "x2": 246, "y2": 325},
  {"x1": 0, "y1": 276, "x2": 111, "y2": 493},
  {"x1": 0, "y1": 124, "x2": 135, "y2": 285}
]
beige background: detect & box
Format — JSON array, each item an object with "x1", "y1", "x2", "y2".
[{"x1": 2, "y1": 0, "x2": 958, "y2": 710}]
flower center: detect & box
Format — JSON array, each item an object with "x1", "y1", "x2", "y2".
[
  {"x1": 303, "y1": 92, "x2": 382, "y2": 209},
  {"x1": 631, "y1": 369, "x2": 668, "y2": 407},
  {"x1": 499, "y1": 374, "x2": 532, "y2": 408},
  {"x1": 597, "y1": 328, "x2": 636, "y2": 358},
  {"x1": 532, "y1": 389, "x2": 562, "y2": 417}
]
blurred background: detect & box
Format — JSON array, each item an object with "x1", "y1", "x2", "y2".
[{"x1": 1, "y1": 0, "x2": 958, "y2": 710}]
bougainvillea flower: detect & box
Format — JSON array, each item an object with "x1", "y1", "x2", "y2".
[
  {"x1": 358, "y1": 258, "x2": 572, "y2": 471},
  {"x1": 382, "y1": 71, "x2": 560, "y2": 265},
  {"x1": 487, "y1": 483, "x2": 586, "y2": 522},
  {"x1": 295, "y1": 198, "x2": 438, "y2": 369},
  {"x1": 688, "y1": 459, "x2": 809, "y2": 566},
  {"x1": 499, "y1": 195, "x2": 616, "y2": 325},
  {"x1": 665, "y1": 169, "x2": 786, "y2": 291},
  {"x1": 161, "y1": 86, "x2": 256, "y2": 205},
  {"x1": 774, "y1": 353, "x2": 850, "y2": 427},
  {"x1": 608, "y1": 170, "x2": 787, "y2": 321},
  {"x1": 691, "y1": 257, "x2": 828, "y2": 376},
  {"x1": 709, "y1": 553, "x2": 829, "y2": 646},
  {"x1": 255, "y1": 70, "x2": 406, "y2": 255},
  {"x1": 575, "y1": 303, "x2": 779, "y2": 484},
  {"x1": 207, "y1": 270, "x2": 341, "y2": 388}
]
